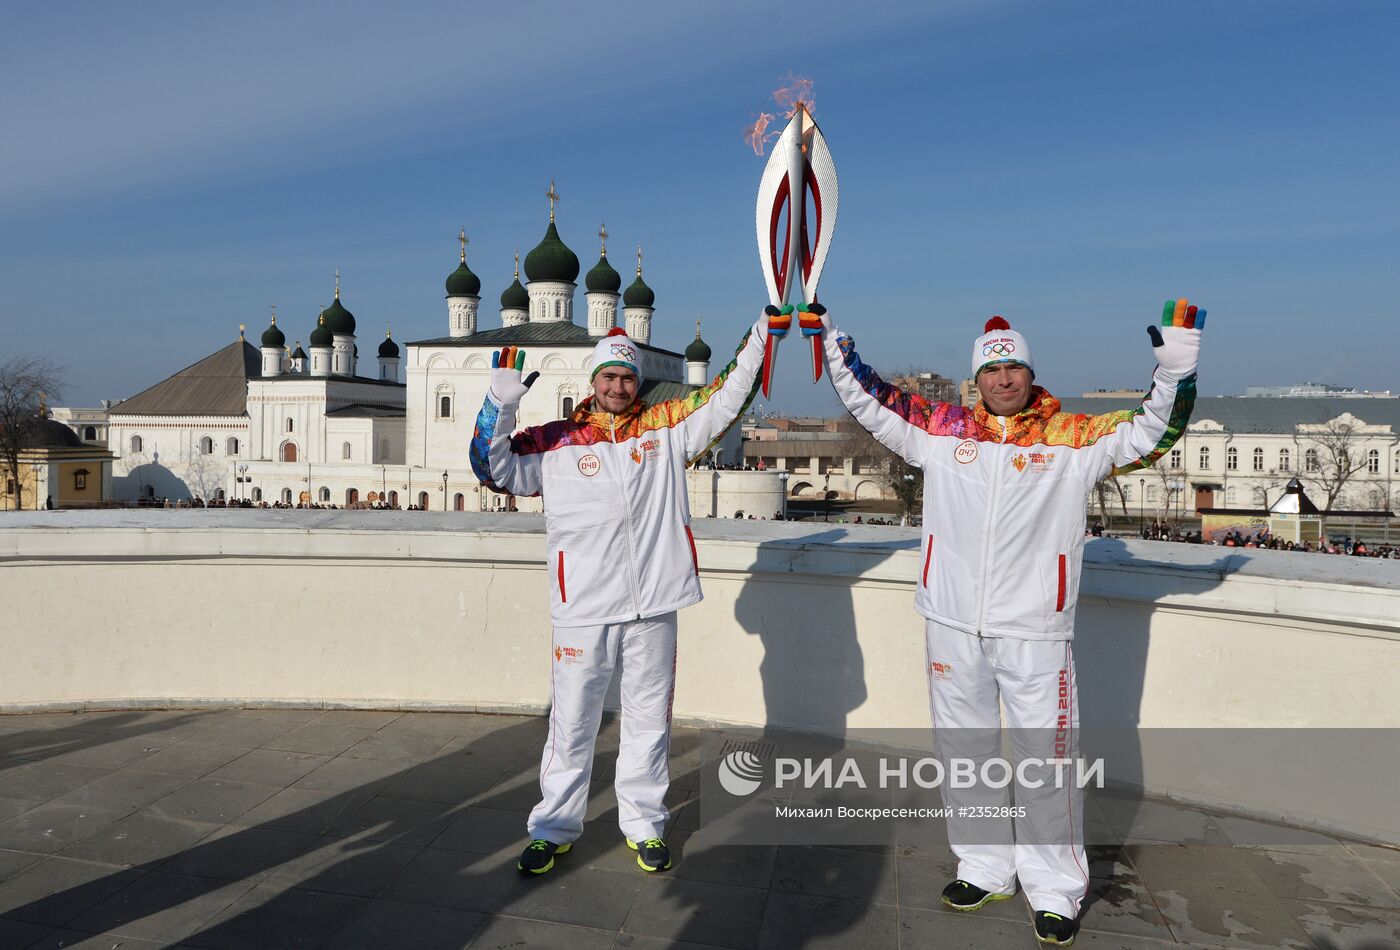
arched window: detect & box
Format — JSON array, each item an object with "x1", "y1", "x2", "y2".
[
  {"x1": 281, "y1": 442, "x2": 298, "y2": 463},
  {"x1": 417, "y1": 491, "x2": 429, "y2": 509},
  {"x1": 130, "y1": 435, "x2": 143, "y2": 453},
  {"x1": 454, "y1": 493, "x2": 465, "y2": 511},
  {"x1": 252, "y1": 487, "x2": 262, "y2": 502},
  {"x1": 1305, "y1": 448, "x2": 1319, "y2": 472},
  {"x1": 1252, "y1": 447, "x2": 1263, "y2": 471},
  {"x1": 562, "y1": 397, "x2": 574, "y2": 416},
  {"x1": 281, "y1": 488, "x2": 293, "y2": 505},
  {"x1": 1279, "y1": 448, "x2": 1291, "y2": 471},
  {"x1": 346, "y1": 488, "x2": 359, "y2": 506},
  {"x1": 227, "y1": 437, "x2": 240, "y2": 456},
  {"x1": 199, "y1": 436, "x2": 214, "y2": 455},
  {"x1": 1199, "y1": 447, "x2": 1211, "y2": 470},
  {"x1": 84, "y1": 426, "x2": 96, "y2": 441},
  {"x1": 216, "y1": 489, "x2": 225, "y2": 501},
  {"x1": 319, "y1": 487, "x2": 331, "y2": 502},
  {"x1": 1368, "y1": 449, "x2": 1380, "y2": 474},
  {"x1": 1169, "y1": 448, "x2": 1181, "y2": 470},
  {"x1": 342, "y1": 442, "x2": 352, "y2": 460},
  {"x1": 439, "y1": 395, "x2": 452, "y2": 419},
  {"x1": 1225, "y1": 486, "x2": 1237, "y2": 505},
  {"x1": 388, "y1": 490, "x2": 398, "y2": 507},
  {"x1": 1226, "y1": 447, "x2": 1238, "y2": 471},
  {"x1": 286, "y1": 418, "x2": 294, "y2": 433}
]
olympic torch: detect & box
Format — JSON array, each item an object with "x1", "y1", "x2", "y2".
[{"x1": 755, "y1": 103, "x2": 839, "y2": 396}]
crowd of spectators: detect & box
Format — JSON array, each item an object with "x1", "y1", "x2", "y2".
[{"x1": 1086, "y1": 519, "x2": 1399, "y2": 558}]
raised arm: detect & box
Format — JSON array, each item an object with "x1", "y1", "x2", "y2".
[
  {"x1": 1098, "y1": 299, "x2": 1206, "y2": 476},
  {"x1": 470, "y1": 347, "x2": 545, "y2": 497},
  {"x1": 649, "y1": 316, "x2": 768, "y2": 463},
  {"x1": 821, "y1": 307, "x2": 959, "y2": 468}
]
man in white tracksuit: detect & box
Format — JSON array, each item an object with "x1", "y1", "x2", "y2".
[
  {"x1": 470, "y1": 321, "x2": 768, "y2": 875},
  {"x1": 816, "y1": 299, "x2": 1206, "y2": 946}
]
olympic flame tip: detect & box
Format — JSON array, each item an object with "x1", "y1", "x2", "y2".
[{"x1": 772, "y1": 73, "x2": 815, "y2": 119}]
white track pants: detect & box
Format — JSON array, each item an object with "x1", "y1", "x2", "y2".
[
  {"x1": 925, "y1": 619, "x2": 1090, "y2": 919},
  {"x1": 527, "y1": 612, "x2": 677, "y2": 845}
]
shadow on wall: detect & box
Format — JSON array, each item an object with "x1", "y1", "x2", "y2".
[{"x1": 112, "y1": 461, "x2": 191, "y2": 502}]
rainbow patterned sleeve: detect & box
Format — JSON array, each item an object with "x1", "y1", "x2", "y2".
[
  {"x1": 837, "y1": 335, "x2": 974, "y2": 437},
  {"x1": 638, "y1": 327, "x2": 765, "y2": 460},
  {"x1": 1036, "y1": 376, "x2": 1198, "y2": 473}
]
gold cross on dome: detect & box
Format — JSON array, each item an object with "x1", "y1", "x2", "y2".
[
  {"x1": 334, "y1": 268, "x2": 341, "y2": 299},
  {"x1": 636, "y1": 244, "x2": 643, "y2": 276},
  {"x1": 546, "y1": 180, "x2": 560, "y2": 221},
  {"x1": 598, "y1": 222, "x2": 609, "y2": 256},
  {"x1": 458, "y1": 227, "x2": 468, "y2": 262},
  {"x1": 270, "y1": 303, "x2": 277, "y2": 324}
]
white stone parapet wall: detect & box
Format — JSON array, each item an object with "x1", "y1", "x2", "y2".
[
  {"x1": 527, "y1": 281, "x2": 575, "y2": 323},
  {"x1": 3, "y1": 513, "x2": 1398, "y2": 840}
]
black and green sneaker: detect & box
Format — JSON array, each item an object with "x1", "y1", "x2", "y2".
[
  {"x1": 941, "y1": 878, "x2": 1013, "y2": 911},
  {"x1": 517, "y1": 839, "x2": 570, "y2": 875},
  {"x1": 627, "y1": 837, "x2": 673, "y2": 872},
  {"x1": 1034, "y1": 910, "x2": 1078, "y2": 946}
]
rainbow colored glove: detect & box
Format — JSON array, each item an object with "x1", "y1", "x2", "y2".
[
  {"x1": 1146, "y1": 298, "x2": 1206, "y2": 376},
  {"x1": 490, "y1": 346, "x2": 540, "y2": 404},
  {"x1": 798, "y1": 303, "x2": 826, "y2": 381},
  {"x1": 759, "y1": 304, "x2": 795, "y2": 397}
]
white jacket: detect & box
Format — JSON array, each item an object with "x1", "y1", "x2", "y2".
[
  {"x1": 471, "y1": 321, "x2": 766, "y2": 627},
  {"x1": 826, "y1": 327, "x2": 1197, "y2": 640}
]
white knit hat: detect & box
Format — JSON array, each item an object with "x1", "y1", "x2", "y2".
[
  {"x1": 972, "y1": 316, "x2": 1034, "y2": 379},
  {"x1": 590, "y1": 327, "x2": 643, "y2": 381}
]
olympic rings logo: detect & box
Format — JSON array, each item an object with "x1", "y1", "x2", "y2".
[{"x1": 982, "y1": 341, "x2": 1016, "y2": 357}]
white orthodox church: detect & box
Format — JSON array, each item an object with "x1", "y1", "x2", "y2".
[{"x1": 101, "y1": 195, "x2": 778, "y2": 517}]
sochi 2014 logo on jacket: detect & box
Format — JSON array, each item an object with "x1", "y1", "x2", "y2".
[{"x1": 1012, "y1": 451, "x2": 1056, "y2": 474}]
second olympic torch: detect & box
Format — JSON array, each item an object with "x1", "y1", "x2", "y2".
[{"x1": 755, "y1": 103, "x2": 839, "y2": 396}]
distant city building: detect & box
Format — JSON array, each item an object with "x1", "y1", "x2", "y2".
[
  {"x1": 959, "y1": 378, "x2": 977, "y2": 408},
  {"x1": 1244, "y1": 383, "x2": 1395, "y2": 398},
  {"x1": 892, "y1": 371, "x2": 957, "y2": 404},
  {"x1": 1081, "y1": 388, "x2": 1147, "y2": 399}
]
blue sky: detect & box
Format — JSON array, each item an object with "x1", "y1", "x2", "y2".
[{"x1": 3, "y1": 0, "x2": 1397, "y2": 414}]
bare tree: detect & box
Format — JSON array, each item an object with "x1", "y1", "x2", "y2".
[
  {"x1": 1093, "y1": 473, "x2": 1129, "y2": 530},
  {"x1": 0, "y1": 356, "x2": 64, "y2": 510},
  {"x1": 836, "y1": 422, "x2": 923, "y2": 521},
  {"x1": 1296, "y1": 418, "x2": 1370, "y2": 524}
]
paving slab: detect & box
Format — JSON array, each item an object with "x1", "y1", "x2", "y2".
[
  {"x1": 322, "y1": 898, "x2": 486, "y2": 950},
  {"x1": 65, "y1": 868, "x2": 257, "y2": 944},
  {"x1": 181, "y1": 880, "x2": 367, "y2": 950},
  {"x1": 625, "y1": 876, "x2": 770, "y2": 949},
  {"x1": 0, "y1": 803, "x2": 127, "y2": 855},
  {"x1": 0, "y1": 856, "x2": 147, "y2": 927},
  {"x1": 1284, "y1": 898, "x2": 1400, "y2": 949}
]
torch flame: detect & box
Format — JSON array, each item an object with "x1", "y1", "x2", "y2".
[
  {"x1": 743, "y1": 74, "x2": 816, "y2": 156},
  {"x1": 772, "y1": 73, "x2": 815, "y2": 118},
  {"x1": 744, "y1": 112, "x2": 778, "y2": 156}
]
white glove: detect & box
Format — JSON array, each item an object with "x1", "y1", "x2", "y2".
[
  {"x1": 489, "y1": 346, "x2": 539, "y2": 404},
  {"x1": 1148, "y1": 299, "x2": 1207, "y2": 376}
]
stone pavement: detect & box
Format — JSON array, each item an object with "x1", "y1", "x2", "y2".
[{"x1": 0, "y1": 709, "x2": 1397, "y2": 949}]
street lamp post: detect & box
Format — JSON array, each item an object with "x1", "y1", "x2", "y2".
[
  {"x1": 442, "y1": 471, "x2": 449, "y2": 511},
  {"x1": 778, "y1": 472, "x2": 789, "y2": 520},
  {"x1": 1139, "y1": 477, "x2": 1146, "y2": 537},
  {"x1": 823, "y1": 473, "x2": 832, "y2": 523},
  {"x1": 237, "y1": 464, "x2": 248, "y2": 505}
]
